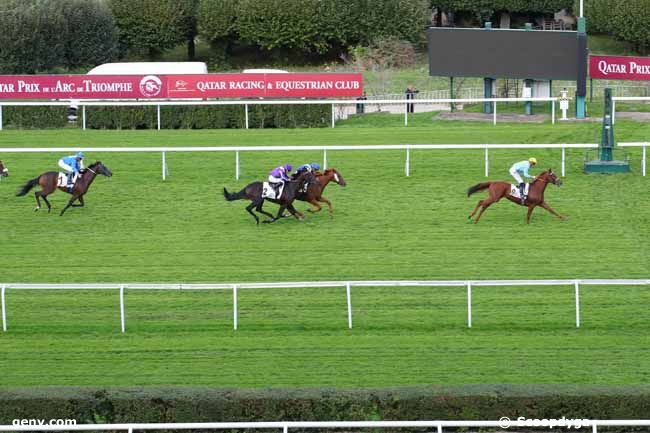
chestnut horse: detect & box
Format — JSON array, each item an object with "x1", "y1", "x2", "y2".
[
  {"x1": 294, "y1": 168, "x2": 347, "y2": 217},
  {"x1": 16, "y1": 161, "x2": 113, "y2": 216},
  {"x1": 223, "y1": 170, "x2": 314, "y2": 225},
  {"x1": 0, "y1": 160, "x2": 8, "y2": 179},
  {"x1": 467, "y1": 169, "x2": 565, "y2": 224}
]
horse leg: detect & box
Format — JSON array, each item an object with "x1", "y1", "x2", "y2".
[
  {"x1": 71, "y1": 195, "x2": 85, "y2": 207},
  {"x1": 245, "y1": 201, "x2": 260, "y2": 225},
  {"x1": 526, "y1": 205, "x2": 535, "y2": 224},
  {"x1": 473, "y1": 199, "x2": 495, "y2": 224},
  {"x1": 34, "y1": 191, "x2": 42, "y2": 211},
  {"x1": 468, "y1": 200, "x2": 484, "y2": 219},
  {"x1": 540, "y1": 201, "x2": 566, "y2": 221},
  {"x1": 318, "y1": 196, "x2": 333, "y2": 217},
  {"x1": 41, "y1": 194, "x2": 52, "y2": 213},
  {"x1": 306, "y1": 199, "x2": 322, "y2": 213},
  {"x1": 60, "y1": 195, "x2": 79, "y2": 216},
  {"x1": 255, "y1": 201, "x2": 275, "y2": 220},
  {"x1": 287, "y1": 203, "x2": 304, "y2": 220},
  {"x1": 264, "y1": 204, "x2": 287, "y2": 224}
]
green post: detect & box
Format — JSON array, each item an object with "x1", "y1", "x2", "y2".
[
  {"x1": 524, "y1": 23, "x2": 533, "y2": 115},
  {"x1": 483, "y1": 23, "x2": 493, "y2": 114},
  {"x1": 600, "y1": 88, "x2": 614, "y2": 161},
  {"x1": 576, "y1": 17, "x2": 587, "y2": 119}
]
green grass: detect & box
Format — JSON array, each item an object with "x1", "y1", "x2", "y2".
[{"x1": 1, "y1": 121, "x2": 649, "y2": 388}]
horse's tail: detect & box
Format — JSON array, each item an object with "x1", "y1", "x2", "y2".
[
  {"x1": 16, "y1": 176, "x2": 40, "y2": 197},
  {"x1": 467, "y1": 182, "x2": 491, "y2": 197},
  {"x1": 223, "y1": 187, "x2": 246, "y2": 201}
]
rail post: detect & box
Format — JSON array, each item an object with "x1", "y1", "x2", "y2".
[
  {"x1": 0, "y1": 105, "x2": 3, "y2": 130},
  {"x1": 235, "y1": 151, "x2": 240, "y2": 180},
  {"x1": 331, "y1": 105, "x2": 335, "y2": 128},
  {"x1": 467, "y1": 282, "x2": 472, "y2": 328},
  {"x1": 233, "y1": 284, "x2": 238, "y2": 330},
  {"x1": 612, "y1": 100, "x2": 616, "y2": 125},
  {"x1": 405, "y1": 147, "x2": 410, "y2": 177},
  {"x1": 493, "y1": 101, "x2": 497, "y2": 126},
  {"x1": 162, "y1": 151, "x2": 168, "y2": 181},
  {"x1": 1, "y1": 284, "x2": 7, "y2": 332},
  {"x1": 157, "y1": 105, "x2": 161, "y2": 130},
  {"x1": 437, "y1": 423, "x2": 443, "y2": 433},
  {"x1": 404, "y1": 103, "x2": 408, "y2": 126},
  {"x1": 82, "y1": 105, "x2": 86, "y2": 130},
  {"x1": 484, "y1": 145, "x2": 489, "y2": 177},
  {"x1": 574, "y1": 280, "x2": 581, "y2": 328},
  {"x1": 552, "y1": 99, "x2": 556, "y2": 125},
  {"x1": 562, "y1": 147, "x2": 566, "y2": 177},
  {"x1": 346, "y1": 282, "x2": 353, "y2": 329},
  {"x1": 244, "y1": 104, "x2": 249, "y2": 129},
  {"x1": 120, "y1": 284, "x2": 126, "y2": 333},
  {"x1": 323, "y1": 149, "x2": 328, "y2": 170},
  {"x1": 641, "y1": 143, "x2": 648, "y2": 176}
]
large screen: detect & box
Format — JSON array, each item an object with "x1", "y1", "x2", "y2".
[{"x1": 427, "y1": 27, "x2": 587, "y2": 82}]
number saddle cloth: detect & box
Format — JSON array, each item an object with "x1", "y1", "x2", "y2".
[{"x1": 509, "y1": 183, "x2": 530, "y2": 199}]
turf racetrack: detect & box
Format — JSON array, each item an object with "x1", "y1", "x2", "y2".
[{"x1": 1, "y1": 121, "x2": 649, "y2": 387}]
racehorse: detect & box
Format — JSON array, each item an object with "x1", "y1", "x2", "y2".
[
  {"x1": 16, "y1": 161, "x2": 113, "y2": 216},
  {"x1": 294, "y1": 168, "x2": 346, "y2": 217},
  {"x1": 467, "y1": 169, "x2": 565, "y2": 224},
  {"x1": 0, "y1": 160, "x2": 8, "y2": 179},
  {"x1": 223, "y1": 171, "x2": 314, "y2": 224}
]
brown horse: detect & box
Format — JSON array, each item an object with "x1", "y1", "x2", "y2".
[
  {"x1": 467, "y1": 169, "x2": 565, "y2": 224},
  {"x1": 16, "y1": 161, "x2": 113, "y2": 216},
  {"x1": 0, "y1": 160, "x2": 8, "y2": 179},
  {"x1": 294, "y1": 168, "x2": 347, "y2": 217}
]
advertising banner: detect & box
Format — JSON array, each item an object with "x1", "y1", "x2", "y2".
[{"x1": 590, "y1": 55, "x2": 650, "y2": 80}]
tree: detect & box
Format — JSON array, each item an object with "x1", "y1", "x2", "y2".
[
  {"x1": 62, "y1": 0, "x2": 119, "y2": 68},
  {"x1": 197, "y1": 0, "x2": 238, "y2": 66},
  {"x1": 109, "y1": 0, "x2": 195, "y2": 58}
]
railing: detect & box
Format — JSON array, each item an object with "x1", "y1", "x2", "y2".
[
  {"x1": 1, "y1": 419, "x2": 650, "y2": 433},
  {"x1": 0, "y1": 143, "x2": 599, "y2": 181},
  {"x1": 611, "y1": 96, "x2": 650, "y2": 125},
  {"x1": 2, "y1": 279, "x2": 648, "y2": 333},
  {"x1": 618, "y1": 142, "x2": 648, "y2": 176},
  {"x1": 0, "y1": 97, "x2": 559, "y2": 130}
]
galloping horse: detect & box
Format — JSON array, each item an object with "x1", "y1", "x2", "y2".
[
  {"x1": 0, "y1": 160, "x2": 8, "y2": 179},
  {"x1": 223, "y1": 171, "x2": 314, "y2": 224},
  {"x1": 294, "y1": 168, "x2": 347, "y2": 217},
  {"x1": 16, "y1": 161, "x2": 113, "y2": 216},
  {"x1": 467, "y1": 169, "x2": 565, "y2": 224}
]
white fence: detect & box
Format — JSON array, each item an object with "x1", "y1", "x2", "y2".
[
  {"x1": 2, "y1": 279, "x2": 648, "y2": 333},
  {"x1": 612, "y1": 96, "x2": 650, "y2": 125},
  {"x1": 0, "y1": 97, "x2": 559, "y2": 130},
  {"x1": 2, "y1": 419, "x2": 650, "y2": 433},
  {"x1": 0, "y1": 143, "x2": 602, "y2": 181}
]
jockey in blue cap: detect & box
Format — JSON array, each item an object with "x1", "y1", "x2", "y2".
[
  {"x1": 295, "y1": 162, "x2": 321, "y2": 175},
  {"x1": 58, "y1": 151, "x2": 85, "y2": 189}
]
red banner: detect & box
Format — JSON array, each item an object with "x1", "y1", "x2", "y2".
[
  {"x1": 590, "y1": 55, "x2": 650, "y2": 81},
  {"x1": 0, "y1": 73, "x2": 363, "y2": 100}
]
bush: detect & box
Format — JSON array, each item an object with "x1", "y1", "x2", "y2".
[
  {"x1": 610, "y1": 0, "x2": 650, "y2": 54},
  {"x1": 0, "y1": 105, "x2": 331, "y2": 130}
]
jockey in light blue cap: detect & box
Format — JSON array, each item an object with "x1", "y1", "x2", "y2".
[
  {"x1": 295, "y1": 162, "x2": 321, "y2": 175},
  {"x1": 58, "y1": 151, "x2": 85, "y2": 189}
]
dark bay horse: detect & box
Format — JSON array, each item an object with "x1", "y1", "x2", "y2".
[
  {"x1": 223, "y1": 171, "x2": 314, "y2": 224},
  {"x1": 16, "y1": 161, "x2": 113, "y2": 216},
  {"x1": 0, "y1": 160, "x2": 8, "y2": 179},
  {"x1": 467, "y1": 169, "x2": 565, "y2": 224},
  {"x1": 294, "y1": 168, "x2": 347, "y2": 217}
]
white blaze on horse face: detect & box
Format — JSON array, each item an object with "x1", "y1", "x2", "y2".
[
  {"x1": 2, "y1": 168, "x2": 7, "y2": 174},
  {"x1": 334, "y1": 173, "x2": 339, "y2": 183}
]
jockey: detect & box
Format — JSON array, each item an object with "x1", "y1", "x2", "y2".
[
  {"x1": 293, "y1": 162, "x2": 321, "y2": 178},
  {"x1": 58, "y1": 151, "x2": 85, "y2": 188},
  {"x1": 268, "y1": 164, "x2": 292, "y2": 192},
  {"x1": 509, "y1": 157, "x2": 537, "y2": 203}
]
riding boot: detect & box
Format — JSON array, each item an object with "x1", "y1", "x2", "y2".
[
  {"x1": 519, "y1": 182, "x2": 526, "y2": 204},
  {"x1": 67, "y1": 173, "x2": 74, "y2": 191}
]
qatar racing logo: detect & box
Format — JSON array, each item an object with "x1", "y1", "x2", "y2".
[{"x1": 139, "y1": 75, "x2": 162, "y2": 97}]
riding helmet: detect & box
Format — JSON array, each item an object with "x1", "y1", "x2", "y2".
[
  {"x1": 529, "y1": 157, "x2": 537, "y2": 164},
  {"x1": 310, "y1": 162, "x2": 321, "y2": 170},
  {"x1": 284, "y1": 164, "x2": 292, "y2": 171}
]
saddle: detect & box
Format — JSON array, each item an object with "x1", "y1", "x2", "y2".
[
  {"x1": 510, "y1": 183, "x2": 530, "y2": 199},
  {"x1": 57, "y1": 172, "x2": 81, "y2": 191},
  {"x1": 262, "y1": 181, "x2": 285, "y2": 200}
]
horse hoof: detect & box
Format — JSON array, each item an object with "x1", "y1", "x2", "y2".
[{"x1": 34, "y1": 207, "x2": 39, "y2": 212}]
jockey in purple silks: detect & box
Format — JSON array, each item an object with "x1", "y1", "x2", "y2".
[{"x1": 269, "y1": 164, "x2": 292, "y2": 184}]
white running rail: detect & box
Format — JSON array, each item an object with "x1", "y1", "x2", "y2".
[
  {"x1": 1, "y1": 279, "x2": 648, "y2": 333},
  {"x1": 0, "y1": 97, "x2": 558, "y2": 130},
  {"x1": 0, "y1": 143, "x2": 599, "y2": 180},
  {"x1": 1, "y1": 419, "x2": 650, "y2": 432}
]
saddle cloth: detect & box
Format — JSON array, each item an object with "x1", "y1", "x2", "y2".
[
  {"x1": 57, "y1": 172, "x2": 79, "y2": 188},
  {"x1": 262, "y1": 182, "x2": 284, "y2": 200},
  {"x1": 510, "y1": 183, "x2": 530, "y2": 199}
]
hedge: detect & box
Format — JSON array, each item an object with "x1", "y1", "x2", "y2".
[
  {"x1": 1, "y1": 386, "x2": 650, "y2": 429},
  {"x1": 0, "y1": 105, "x2": 332, "y2": 130}
]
